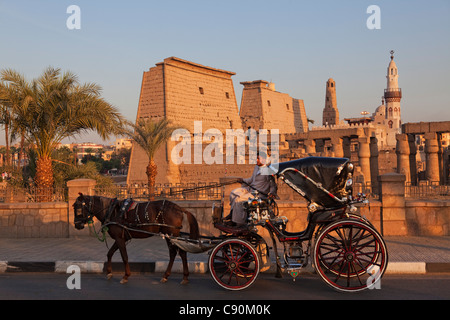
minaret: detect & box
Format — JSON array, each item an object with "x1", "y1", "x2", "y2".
[
  {"x1": 322, "y1": 78, "x2": 339, "y2": 126},
  {"x1": 384, "y1": 50, "x2": 402, "y2": 147}
]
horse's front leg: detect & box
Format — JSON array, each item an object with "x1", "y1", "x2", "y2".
[
  {"x1": 161, "y1": 238, "x2": 178, "y2": 283},
  {"x1": 106, "y1": 241, "x2": 119, "y2": 280},
  {"x1": 116, "y1": 238, "x2": 131, "y2": 284}
]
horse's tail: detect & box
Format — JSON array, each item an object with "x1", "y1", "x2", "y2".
[{"x1": 183, "y1": 209, "x2": 200, "y2": 240}]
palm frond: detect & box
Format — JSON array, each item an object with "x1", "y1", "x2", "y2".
[{"x1": 126, "y1": 117, "x2": 180, "y2": 160}]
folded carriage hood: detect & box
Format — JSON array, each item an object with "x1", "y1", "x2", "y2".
[{"x1": 274, "y1": 157, "x2": 352, "y2": 207}]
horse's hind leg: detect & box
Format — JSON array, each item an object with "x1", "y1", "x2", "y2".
[
  {"x1": 179, "y1": 249, "x2": 190, "y2": 285},
  {"x1": 106, "y1": 241, "x2": 119, "y2": 280},
  {"x1": 116, "y1": 238, "x2": 131, "y2": 284},
  {"x1": 161, "y1": 238, "x2": 177, "y2": 283}
]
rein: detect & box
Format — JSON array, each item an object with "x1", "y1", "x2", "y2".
[
  {"x1": 88, "y1": 220, "x2": 109, "y2": 243},
  {"x1": 158, "y1": 179, "x2": 241, "y2": 196},
  {"x1": 81, "y1": 196, "x2": 112, "y2": 244}
]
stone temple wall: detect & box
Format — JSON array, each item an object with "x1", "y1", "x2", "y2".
[{"x1": 128, "y1": 57, "x2": 245, "y2": 186}]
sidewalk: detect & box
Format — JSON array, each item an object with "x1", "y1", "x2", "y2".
[{"x1": 1, "y1": 235, "x2": 449, "y2": 274}]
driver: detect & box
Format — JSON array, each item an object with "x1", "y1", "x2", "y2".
[{"x1": 229, "y1": 152, "x2": 278, "y2": 227}]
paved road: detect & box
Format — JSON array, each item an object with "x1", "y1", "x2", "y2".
[{"x1": 0, "y1": 273, "x2": 449, "y2": 301}]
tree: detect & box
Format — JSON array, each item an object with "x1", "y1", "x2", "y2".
[
  {"x1": 1, "y1": 67, "x2": 126, "y2": 199},
  {"x1": 126, "y1": 118, "x2": 178, "y2": 200},
  {"x1": 0, "y1": 69, "x2": 33, "y2": 168},
  {"x1": 0, "y1": 103, "x2": 12, "y2": 167}
]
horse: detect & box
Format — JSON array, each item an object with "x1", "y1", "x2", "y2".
[{"x1": 73, "y1": 194, "x2": 200, "y2": 285}]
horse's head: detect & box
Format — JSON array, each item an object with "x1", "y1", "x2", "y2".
[{"x1": 73, "y1": 193, "x2": 93, "y2": 230}]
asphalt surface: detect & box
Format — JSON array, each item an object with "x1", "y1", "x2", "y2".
[{"x1": 1, "y1": 235, "x2": 449, "y2": 274}]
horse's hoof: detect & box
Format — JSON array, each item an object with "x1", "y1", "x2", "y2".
[
  {"x1": 160, "y1": 277, "x2": 168, "y2": 283},
  {"x1": 120, "y1": 278, "x2": 128, "y2": 284},
  {"x1": 107, "y1": 273, "x2": 113, "y2": 280},
  {"x1": 180, "y1": 279, "x2": 189, "y2": 285}
]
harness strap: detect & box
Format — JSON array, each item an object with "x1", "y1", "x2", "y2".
[
  {"x1": 155, "y1": 199, "x2": 166, "y2": 224},
  {"x1": 104, "y1": 198, "x2": 118, "y2": 223}
]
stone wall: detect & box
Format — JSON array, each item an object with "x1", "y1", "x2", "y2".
[
  {"x1": 128, "y1": 57, "x2": 243, "y2": 186},
  {"x1": 0, "y1": 202, "x2": 69, "y2": 238},
  {"x1": 0, "y1": 177, "x2": 449, "y2": 238},
  {"x1": 405, "y1": 200, "x2": 450, "y2": 236},
  {"x1": 0, "y1": 198, "x2": 448, "y2": 239},
  {"x1": 240, "y1": 80, "x2": 308, "y2": 134}
]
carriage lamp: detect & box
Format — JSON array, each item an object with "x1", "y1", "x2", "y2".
[
  {"x1": 347, "y1": 163, "x2": 354, "y2": 172},
  {"x1": 345, "y1": 178, "x2": 353, "y2": 190}
]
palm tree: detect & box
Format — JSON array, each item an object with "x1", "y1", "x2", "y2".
[
  {"x1": 126, "y1": 118, "x2": 178, "y2": 200},
  {"x1": 1, "y1": 67, "x2": 126, "y2": 198},
  {"x1": 0, "y1": 103, "x2": 12, "y2": 167},
  {"x1": 1, "y1": 69, "x2": 39, "y2": 171}
]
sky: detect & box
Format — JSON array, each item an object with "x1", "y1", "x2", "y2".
[{"x1": 0, "y1": 0, "x2": 449, "y2": 145}]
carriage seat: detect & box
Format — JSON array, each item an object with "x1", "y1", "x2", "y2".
[
  {"x1": 212, "y1": 203, "x2": 252, "y2": 236},
  {"x1": 213, "y1": 222, "x2": 252, "y2": 236}
]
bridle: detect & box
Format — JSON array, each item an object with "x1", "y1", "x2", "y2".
[
  {"x1": 74, "y1": 196, "x2": 95, "y2": 227},
  {"x1": 74, "y1": 195, "x2": 113, "y2": 229}
]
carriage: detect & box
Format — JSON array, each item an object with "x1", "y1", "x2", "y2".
[
  {"x1": 73, "y1": 156, "x2": 388, "y2": 292},
  {"x1": 205, "y1": 156, "x2": 388, "y2": 292}
]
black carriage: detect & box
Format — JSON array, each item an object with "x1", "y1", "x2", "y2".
[{"x1": 207, "y1": 157, "x2": 388, "y2": 292}]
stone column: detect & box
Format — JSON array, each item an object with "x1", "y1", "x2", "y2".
[
  {"x1": 378, "y1": 173, "x2": 407, "y2": 236},
  {"x1": 358, "y1": 136, "x2": 371, "y2": 185},
  {"x1": 331, "y1": 137, "x2": 344, "y2": 158},
  {"x1": 408, "y1": 134, "x2": 418, "y2": 185},
  {"x1": 396, "y1": 134, "x2": 411, "y2": 184},
  {"x1": 304, "y1": 139, "x2": 316, "y2": 155},
  {"x1": 279, "y1": 134, "x2": 289, "y2": 151},
  {"x1": 67, "y1": 179, "x2": 97, "y2": 237},
  {"x1": 370, "y1": 137, "x2": 379, "y2": 191},
  {"x1": 424, "y1": 132, "x2": 440, "y2": 183},
  {"x1": 342, "y1": 137, "x2": 352, "y2": 159}
]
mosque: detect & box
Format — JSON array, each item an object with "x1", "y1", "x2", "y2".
[{"x1": 320, "y1": 50, "x2": 402, "y2": 150}]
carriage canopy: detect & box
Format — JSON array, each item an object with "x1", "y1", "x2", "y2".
[{"x1": 273, "y1": 157, "x2": 353, "y2": 208}]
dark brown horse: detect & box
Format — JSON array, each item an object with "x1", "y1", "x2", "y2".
[{"x1": 73, "y1": 194, "x2": 199, "y2": 284}]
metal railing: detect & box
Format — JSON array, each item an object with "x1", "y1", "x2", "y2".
[
  {"x1": 0, "y1": 186, "x2": 67, "y2": 203},
  {"x1": 405, "y1": 182, "x2": 450, "y2": 199},
  {"x1": 94, "y1": 183, "x2": 223, "y2": 201}
]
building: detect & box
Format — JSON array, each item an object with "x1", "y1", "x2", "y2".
[
  {"x1": 382, "y1": 50, "x2": 403, "y2": 147},
  {"x1": 115, "y1": 138, "x2": 132, "y2": 150},
  {"x1": 127, "y1": 57, "x2": 247, "y2": 185},
  {"x1": 127, "y1": 57, "x2": 310, "y2": 185},
  {"x1": 70, "y1": 142, "x2": 105, "y2": 164},
  {"x1": 126, "y1": 52, "x2": 414, "y2": 187},
  {"x1": 240, "y1": 80, "x2": 308, "y2": 134},
  {"x1": 322, "y1": 78, "x2": 340, "y2": 126}
]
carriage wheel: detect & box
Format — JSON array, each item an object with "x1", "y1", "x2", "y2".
[
  {"x1": 209, "y1": 238, "x2": 260, "y2": 291},
  {"x1": 313, "y1": 219, "x2": 388, "y2": 293}
]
